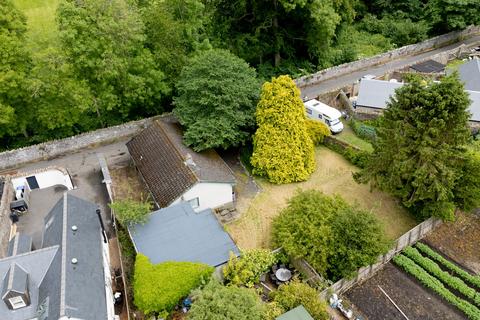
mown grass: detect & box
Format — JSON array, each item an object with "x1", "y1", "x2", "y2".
[
  {"x1": 335, "y1": 122, "x2": 374, "y2": 152},
  {"x1": 228, "y1": 146, "x2": 415, "y2": 249},
  {"x1": 13, "y1": 0, "x2": 60, "y2": 52}
]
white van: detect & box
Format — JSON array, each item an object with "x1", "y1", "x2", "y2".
[{"x1": 304, "y1": 99, "x2": 344, "y2": 134}]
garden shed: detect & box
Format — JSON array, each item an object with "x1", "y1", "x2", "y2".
[{"x1": 276, "y1": 305, "x2": 314, "y2": 320}]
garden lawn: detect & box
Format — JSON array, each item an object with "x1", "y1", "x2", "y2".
[
  {"x1": 13, "y1": 0, "x2": 60, "y2": 51},
  {"x1": 335, "y1": 122, "x2": 373, "y2": 152},
  {"x1": 228, "y1": 146, "x2": 415, "y2": 249}
]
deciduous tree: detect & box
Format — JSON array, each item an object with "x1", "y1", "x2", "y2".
[
  {"x1": 174, "y1": 49, "x2": 259, "y2": 151},
  {"x1": 251, "y1": 75, "x2": 315, "y2": 184}
]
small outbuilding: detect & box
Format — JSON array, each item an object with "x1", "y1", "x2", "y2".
[
  {"x1": 409, "y1": 59, "x2": 445, "y2": 73},
  {"x1": 276, "y1": 305, "x2": 314, "y2": 320},
  {"x1": 128, "y1": 202, "x2": 240, "y2": 267},
  {"x1": 126, "y1": 117, "x2": 236, "y2": 212}
]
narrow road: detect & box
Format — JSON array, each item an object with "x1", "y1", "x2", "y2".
[{"x1": 300, "y1": 35, "x2": 480, "y2": 99}]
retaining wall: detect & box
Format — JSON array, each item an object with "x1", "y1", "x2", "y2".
[
  {"x1": 295, "y1": 26, "x2": 480, "y2": 89},
  {"x1": 0, "y1": 116, "x2": 159, "y2": 171}
]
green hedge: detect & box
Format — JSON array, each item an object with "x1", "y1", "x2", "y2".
[
  {"x1": 323, "y1": 138, "x2": 370, "y2": 168},
  {"x1": 402, "y1": 247, "x2": 480, "y2": 307},
  {"x1": 416, "y1": 243, "x2": 480, "y2": 289},
  {"x1": 393, "y1": 254, "x2": 480, "y2": 320},
  {"x1": 350, "y1": 119, "x2": 377, "y2": 143}
]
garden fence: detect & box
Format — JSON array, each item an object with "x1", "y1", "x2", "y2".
[{"x1": 320, "y1": 216, "x2": 443, "y2": 299}]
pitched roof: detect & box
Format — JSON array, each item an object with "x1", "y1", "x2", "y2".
[
  {"x1": 276, "y1": 305, "x2": 314, "y2": 320},
  {"x1": 0, "y1": 193, "x2": 108, "y2": 320},
  {"x1": 6, "y1": 233, "x2": 32, "y2": 257},
  {"x1": 410, "y1": 59, "x2": 445, "y2": 73},
  {"x1": 458, "y1": 58, "x2": 480, "y2": 92},
  {"x1": 126, "y1": 116, "x2": 235, "y2": 207},
  {"x1": 356, "y1": 79, "x2": 480, "y2": 121},
  {"x1": 129, "y1": 202, "x2": 240, "y2": 267}
]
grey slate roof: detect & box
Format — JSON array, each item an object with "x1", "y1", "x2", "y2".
[
  {"x1": 356, "y1": 79, "x2": 480, "y2": 121},
  {"x1": 276, "y1": 305, "x2": 314, "y2": 320},
  {"x1": 126, "y1": 116, "x2": 235, "y2": 207},
  {"x1": 0, "y1": 193, "x2": 108, "y2": 320},
  {"x1": 458, "y1": 58, "x2": 480, "y2": 92},
  {"x1": 1, "y1": 263, "x2": 29, "y2": 296},
  {"x1": 410, "y1": 59, "x2": 445, "y2": 73},
  {"x1": 7, "y1": 233, "x2": 32, "y2": 257},
  {"x1": 129, "y1": 202, "x2": 240, "y2": 267}
]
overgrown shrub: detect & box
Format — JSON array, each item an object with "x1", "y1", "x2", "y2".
[
  {"x1": 133, "y1": 254, "x2": 213, "y2": 317},
  {"x1": 350, "y1": 119, "x2": 377, "y2": 143},
  {"x1": 223, "y1": 249, "x2": 278, "y2": 287},
  {"x1": 323, "y1": 139, "x2": 370, "y2": 168},
  {"x1": 272, "y1": 190, "x2": 389, "y2": 281},
  {"x1": 269, "y1": 280, "x2": 329, "y2": 320},
  {"x1": 393, "y1": 254, "x2": 480, "y2": 320},
  {"x1": 306, "y1": 119, "x2": 330, "y2": 145},
  {"x1": 188, "y1": 279, "x2": 264, "y2": 320},
  {"x1": 416, "y1": 243, "x2": 480, "y2": 289},
  {"x1": 109, "y1": 199, "x2": 152, "y2": 227}
]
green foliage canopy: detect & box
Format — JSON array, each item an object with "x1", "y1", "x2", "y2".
[
  {"x1": 223, "y1": 249, "x2": 278, "y2": 287},
  {"x1": 109, "y1": 199, "x2": 152, "y2": 227},
  {"x1": 306, "y1": 119, "x2": 331, "y2": 145},
  {"x1": 251, "y1": 75, "x2": 315, "y2": 184},
  {"x1": 188, "y1": 280, "x2": 264, "y2": 320},
  {"x1": 269, "y1": 280, "x2": 329, "y2": 320},
  {"x1": 272, "y1": 190, "x2": 389, "y2": 280},
  {"x1": 133, "y1": 254, "x2": 213, "y2": 317},
  {"x1": 174, "y1": 49, "x2": 259, "y2": 151},
  {"x1": 354, "y1": 74, "x2": 474, "y2": 220}
]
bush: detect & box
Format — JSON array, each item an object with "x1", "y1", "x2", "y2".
[
  {"x1": 223, "y1": 249, "x2": 278, "y2": 287},
  {"x1": 306, "y1": 119, "x2": 330, "y2": 145},
  {"x1": 133, "y1": 254, "x2": 213, "y2": 317},
  {"x1": 323, "y1": 138, "x2": 370, "y2": 168},
  {"x1": 272, "y1": 190, "x2": 390, "y2": 281},
  {"x1": 402, "y1": 247, "x2": 480, "y2": 306},
  {"x1": 393, "y1": 254, "x2": 480, "y2": 320},
  {"x1": 269, "y1": 280, "x2": 329, "y2": 320},
  {"x1": 349, "y1": 119, "x2": 377, "y2": 143},
  {"x1": 416, "y1": 243, "x2": 480, "y2": 290},
  {"x1": 109, "y1": 199, "x2": 152, "y2": 227},
  {"x1": 188, "y1": 280, "x2": 264, "y2": 320}
]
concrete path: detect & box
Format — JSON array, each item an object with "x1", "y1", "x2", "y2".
[{"x1": 300, "y1": 35, "x2": 480, "y2": 99}]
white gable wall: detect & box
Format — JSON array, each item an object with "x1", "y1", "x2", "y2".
[{"x1": 171, "y1": 182, "x2": 233, "y2": 212}]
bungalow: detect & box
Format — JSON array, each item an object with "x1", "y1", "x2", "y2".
[
  {"x1": 128, "y1": 202, "x2": 240, "y2": 267},
  {"x1": 0, "y1": 193, "x2": 114, "y2": 320},
  {"x1": 355, "y1": 78, "x2": 480, "y2": 127},
  {"x1": 457, "y1": 58, "x2": 480, "y2": 92},
  {"x1": 126, "y1": 117, "x2": 236, "y2": 212}
]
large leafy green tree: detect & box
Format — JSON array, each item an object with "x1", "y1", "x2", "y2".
[
  {"x1": 133, "y1": 254, "x2": 213, "y2": 317},
  {"x1": 272, "y1": 190, "x2": 389, "y2": 280},
  {"x1": 251, "y1": 75, "x2": 315, "y2": 184},
  {"x1": 57, "y1": 0, "x2": 168, "y2": 126},
  {"x1": 427, "y1": 0, "x2": 480, "y2": 33},
  {"x1": 207, "y1": 0, "x2": 357, "y2": 70},
  {"x1": 0, "y1": 0, "x2": 32, "y2": 139},
  {"x1": 188, "y1": 280, "x2": 264, "y2": 320},
  {"x1": 174, "y1": 49, "x2": 259, "y2": 151},
  {"x1": 355, "y1": 74, "x2": 473, "y2": 220},
  {"x1": 141, "y1": 0, "x2": 209, "y2": 91}
]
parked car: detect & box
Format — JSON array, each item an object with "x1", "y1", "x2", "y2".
[{"x1": 304, "y1": 99, "x2": 344, "y2": 134}]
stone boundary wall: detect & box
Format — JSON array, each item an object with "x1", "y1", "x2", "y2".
[
  {"x1": 320, "y1": 217, "x2": 443, "y2": 299},
  {"x1": 0, "y1": 116, "x2": 160, "y2": 171},
  {"x1": 295, "y1": 26, "x2": 480, "y2": 89},
  {"x1": 0, "y1": 178, "x2": 13, "y2": 257}
]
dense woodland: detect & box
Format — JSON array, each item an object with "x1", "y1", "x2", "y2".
[{"x1": 1, "y1": 0, "x2": 480, "y2": 149}]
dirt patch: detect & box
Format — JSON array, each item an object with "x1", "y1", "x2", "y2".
[
  {"x1": 345, "y1": 263, "x2": 466, "y2": 320},
  {"x1": 228, "y1": 146, "x2": 416, "y2": 249},
  {"x1": 423, "y1": 211, "x2": 480, "y2": 274},
  {"x1": 110, "y1": 164, "x2": 150, "y2": 203}
]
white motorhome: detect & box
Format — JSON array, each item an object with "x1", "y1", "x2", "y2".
[{"x1": 304, "y1": 99, "x2": 344, "y2": 133}]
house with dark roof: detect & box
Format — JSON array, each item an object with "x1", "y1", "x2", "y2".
[
  {"x1": 0, "y1": 193, "x2": 113, "y2": 320},
  {"x1": 127, "y1": 117, "x2": 236, "y2": 212},
  {"x1": 355, "y1": 79, "x2": 480, "y2": 126},
  {"x1": 129, "y1": 202, "x2": 240, "y2": 267}
]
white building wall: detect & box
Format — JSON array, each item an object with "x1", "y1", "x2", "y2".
[{"x1": 171, "y1": 182, "x2": 233, "y2": 212}]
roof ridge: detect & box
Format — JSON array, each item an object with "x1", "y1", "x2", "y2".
[{"x1": 154, "y1": 120, "x2": 199, "y2": 182}]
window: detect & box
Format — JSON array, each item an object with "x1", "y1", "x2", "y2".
[
  {"x1": 187, "y1": 197, "x2": 200, "y2": 209},
  {"x1": 9, "y1": 296, "x2": 26, "y2": 309},
  {"x1": 318, "y1": 114, "x2": 323, "y2": 119},
  {"x1": 306, "y1": 108, "x2": 312, "y2": 115}
]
